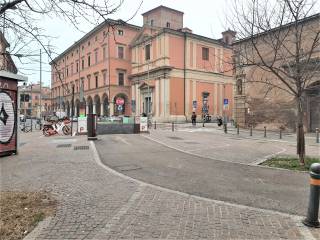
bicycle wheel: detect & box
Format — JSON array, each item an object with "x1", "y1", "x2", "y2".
[
  {"x1": 24, "y1": 125, "x2": 31, "y2": 133},
  {"x1": 62, "y1": 125, "x2": 71, "y2": 135}
]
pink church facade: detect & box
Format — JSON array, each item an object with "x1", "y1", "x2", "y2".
[{"x1": 51, "y1": 6, "x2": 235, "y2": 122}]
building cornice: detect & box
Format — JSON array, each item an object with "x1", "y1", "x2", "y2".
[{"x1": 50, "y1": 19, "x2": 141, "y2": 65}]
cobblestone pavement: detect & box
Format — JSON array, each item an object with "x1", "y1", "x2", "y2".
[{"x1": 0, "y1": 132, "x2": 319, "y2": 239}]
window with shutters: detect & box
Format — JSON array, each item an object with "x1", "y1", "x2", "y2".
[
  {"x1": 118, "y1": 72, "x2": 124, "y2": 86},
  {"x1": 202, "y1": 47, "x2": 209, "y2": 60},
  {"x1": 118, "y1": 46, "x2": 124, "y2": 59}
]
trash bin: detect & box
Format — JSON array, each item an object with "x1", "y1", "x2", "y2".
[{"x1": 87, "y1": 113, "x2": 97, "y2": 140}]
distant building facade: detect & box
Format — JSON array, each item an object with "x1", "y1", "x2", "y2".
[
  {"x1": 233, "y1": 14, "x2": 320, "y2": 132},
  {"x1": 0, "y1": 31, "x2": 17, "y2": 73},
  {"x1": 19, "y1": 83, "x2": 51, "y2": 117},
  {"x1": 51, "y1": 6, "x2": 235, "y2": 121}
]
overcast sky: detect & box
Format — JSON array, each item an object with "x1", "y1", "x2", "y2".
[{"x1": 14, "y1": 0, "x2": 231, "y2": 87}]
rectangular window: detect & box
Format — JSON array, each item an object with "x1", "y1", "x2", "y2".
[
  {"x1": 103, "y1": 47, "x2": 106, "y2": 60},
  {"x1": 118, "y1": 72, "x2": 124, "y2": 86},
  {"x1": 118, "y1": 46, "x2": 124, "y2": 59},
  {"x1": 95, "y1": 50, "x2": 98, "y2": 64},
  {"x1": 145, "y1": 44, "x2": 151, "y2": 60},
  {"x1": 118, "y1": 29, "x2": 124, "y2": 36},
  {"x1": 202, "y1": 47, "x2": 209, "y2": 60},
  {"x1": 71, "y1": 64, "x2": 73, "y2": 75},
  {"x1": 88, "y1": 55, "x2": 91, "y2": 67},
  {"x1": 82, "y1": 59, "x2": 84, "y2": 69},
  {"x1": 166, "y1": 22, "x2": 170, "y2": 28},
  {"x1": 76, "y1": 62, "x2": 79, "y2": 72},
  {"x1": 66, "y1": 67, "x2": 69, "y2": 77},
  {"x1": 95, "y1": 75, "x2": 98, "y2": 88},
  {"x1": 88, "y1": 77, "x2": 91, "y2": 89},
  {"x1": 150, "y1": 19, "x2": 154, "y2": 26}
]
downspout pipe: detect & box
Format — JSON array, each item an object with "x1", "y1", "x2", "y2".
[{"x1": 183, "y1": 32, "x2": 187, "y2": 121}]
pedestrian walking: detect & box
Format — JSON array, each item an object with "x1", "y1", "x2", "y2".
[{"x1": 191, "y1": 112, "x2": 197, "y2": 126}]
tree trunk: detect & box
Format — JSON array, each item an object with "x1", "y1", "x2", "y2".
[{"x1": 296, "y1": 97, "x2": 305, "y2": 165}]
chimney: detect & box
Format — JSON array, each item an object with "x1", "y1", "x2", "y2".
[{"x1": 222, "y1": 29, "x2": 236, "y2": 45}]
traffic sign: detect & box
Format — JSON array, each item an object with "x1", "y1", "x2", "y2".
[
  {"x1": 116, "y1": 97, "x2": 124, "y2": 105},
  {"x1": 224, "y1": 99, "x2": 228, "y2": 105},
  {"x1": 117, "y1": 105, "x2": 123, "y2": 111},
  {"x1": 192, "y1": 100, "x2": 197, "y2": 109}
]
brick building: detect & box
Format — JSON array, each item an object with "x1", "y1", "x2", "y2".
[
  {"x1": 0, "y1": 31, "x2": 17, "y2": 74},
  {"x1": 50, "y1": 6, "x2": 235, "y2": 122},
  {"x1": 233, "y1": 14, "x2": 320, "y2": 132},
  {"x1": 19, "y1": 83, "x2": 51, "y2": 118}
]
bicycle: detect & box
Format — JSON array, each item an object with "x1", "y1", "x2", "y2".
[{"x1": 20, "y1": 124, "x2": 31, "y2": 133}]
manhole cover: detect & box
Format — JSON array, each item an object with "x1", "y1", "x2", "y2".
[
  {"x1": 115, "y1": 164, "x2": 142, "y2": 172},
  {"x1": 74, "y1": 145, "x2": 89, "y2": 150},
  {"x1": 184, "y1": 141, "x2": 200, "y2": 144},
  {"x1": 168, "y1": 136, "x2": 183, "y2": 140},
  {"x1": 57, "y1": 144, "x2": 72, "y2": 148}
]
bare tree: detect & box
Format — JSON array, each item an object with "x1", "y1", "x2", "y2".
[
  {"x1": 230, "y1": 0, "x2": 320, "y2": 164},
  {"x1": 0, "y1": 0, "x2": 142, "y2": 91}
]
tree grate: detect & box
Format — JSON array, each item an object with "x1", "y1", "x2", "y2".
[
  {"x1": 74, "y1": 145, "x2": 89, "y2": 150},
  {"x1": 56, "y1": 144, "x2": 72, "y2": 148}
]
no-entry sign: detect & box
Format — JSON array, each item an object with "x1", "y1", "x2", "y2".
[{"x1": 116, "y1": 97, "x2": 124, "y2": 105}]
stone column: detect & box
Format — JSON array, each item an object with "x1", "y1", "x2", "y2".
[
  {"x1": 110, "y1": 102, "x2": 114, "y2": 116},
  {"x1": 100, "y1": 104, "x2": 104, "y2": 117},
  {"x1": 93, "y1": 103, "x2": 96, "y2": 114},
  {"x1": 74, "y1": 107, "x2": 77, "y2": 117},
  {"x1": 86, "y1": 104, "x2": 89, "y2": 116}
]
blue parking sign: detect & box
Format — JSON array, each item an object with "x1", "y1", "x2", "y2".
[{"x1": 224, "y1": 99, "x2": 228, "y2": 105}]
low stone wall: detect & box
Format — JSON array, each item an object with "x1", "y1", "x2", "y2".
[{"x1": 97, "y1": 123, "x2": 140, "y2": 134}]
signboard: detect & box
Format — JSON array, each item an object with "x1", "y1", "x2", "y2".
[
  {"x1": 77, "y1": 116, "x2": 87, "y2": 134},
  {"x1": 223, "y1": 99, "x2": 229, "y2": 110},
  {"x1": 117, "y1": 105, "x2": 123, "y2": 111},
  {"x1": 116, "y1": 97, "x2": 124, "y2": 105},
  {"x1": 79, "y1": 102, "x2": 86, "y2": 117},
  {"x1": 140, "y1": 117, "x2": 148, "y2": 132},
  {"x1": 192, "y1": 100, "x2": 197, "y2": 109},
  {"x1": 134, "y1": 116, "x2": 140, "y2": 124}
]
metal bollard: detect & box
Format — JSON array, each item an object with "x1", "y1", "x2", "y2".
[
  {"x1": 154, "y1": 121, "x2": 157, "y2": 130},
  {"x1": 264, "y1": 126, "x2": 266, "y2": 138},
  {"x1": 250, "y1": 125, "x2": 253, "y2": 136},
  {"x1": 303, "y1": 163, "x2": 320, "y2": 228},
  {"x1": 316, "y1": 128, "x2": 319, "y2": 144},
  {"x1": 237, "y1": 125, "x2": 239, "y2": 135},
  {"x1": 172, "y1": 122, "x2": 174, "y2": 132},
  {"x1": 279, "y1": 129, "x2": 282, "y2": 139},
  {"x1": 224, "y1": 123, "x2": 227, "y2": 133}
]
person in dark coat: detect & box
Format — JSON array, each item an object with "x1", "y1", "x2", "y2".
[{"x1": 191, "y1": 112, "x2": 197, "y2": 126}]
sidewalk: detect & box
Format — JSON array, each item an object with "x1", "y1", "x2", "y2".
[
  {"x1": 153, "y1": 122, "x2": 320, "y2": 146},
  {"x1": 0, "y1": 132, "x2": 319, "y2": 239}
]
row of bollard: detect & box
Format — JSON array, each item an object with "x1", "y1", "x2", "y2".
[{"x1": 152, "y1": 122, "x2": 319, "y2": 144}]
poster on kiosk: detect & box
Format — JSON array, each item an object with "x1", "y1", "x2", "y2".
[{"x1": 77, "y1": 103, "x2": 87, "y2": 134}]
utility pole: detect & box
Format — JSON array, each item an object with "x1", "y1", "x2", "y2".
[
  {"x1": 39, "y1": 49, "x2": 42, "y2": 123},
  {"x1": 30, "y1": 84, "x2": 33, "y2": 132},
  {"x1": 71, "y1": 84, "x2": 74, "y2": 136}
]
